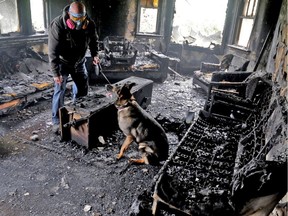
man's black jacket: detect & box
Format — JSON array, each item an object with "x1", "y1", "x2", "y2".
[{"x1": 48, "y1": 5, "x2": 99, "y2": 77}]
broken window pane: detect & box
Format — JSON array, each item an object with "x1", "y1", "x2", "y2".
[
  {"x1": 172, "y1": 0, "x2": 228, "y2": 47},
  {"x1": 0, "y1": 0, "x2": 19, "y2": 34},
  {"x1": 30, "y1": 0, "x2": 45, "y2": 33},
  {"x1": 139, "y1": 7, "x2": 158, "y2": 33}
]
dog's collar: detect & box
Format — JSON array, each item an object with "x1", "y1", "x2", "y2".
[
  {"x1": 115, "y1": 102, "x2": 129, "y2": 110},
  {"x1": 115, "y1": 99, "x2": 136, "y2": 110}
]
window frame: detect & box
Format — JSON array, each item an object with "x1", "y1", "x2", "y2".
[
  {"x1": 30, "y1": 0, "x2": 46, "y2": 33},
  {"x1": 0, "y1": 0, "x2": 46, "y2": 37},
  {"x1": 0, "y1": 0, "x2": 20, "y2": 35},
  {"x1": 233, "y1": 0, "x2": 259, "y2": 48},
  {"x1": 136, "y1": 0, "x2": 162, "y2": 36}
]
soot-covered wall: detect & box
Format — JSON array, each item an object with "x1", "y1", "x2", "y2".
[
  {"x1": 85, "y1": 0, "x2": 130, "y2": 40},
  {"x1": 47, "y1": 0, "x2": 129, "y2": 40}
]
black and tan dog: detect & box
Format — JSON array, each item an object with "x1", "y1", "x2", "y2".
[{"x1": 107, "y1": 82, "x2": 169, "y2": 165}]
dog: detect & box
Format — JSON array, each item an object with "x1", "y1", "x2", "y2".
[{"x1": 106, "y1": 82, "x2": 169, "y2": 165}]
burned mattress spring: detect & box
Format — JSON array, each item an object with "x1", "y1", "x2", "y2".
[
  {"x1": 236, "y1": 86, "x2": 274, "y2": 168},
  {"x1": 154, "y1": 114, "x2": 242, "y2": 215}
]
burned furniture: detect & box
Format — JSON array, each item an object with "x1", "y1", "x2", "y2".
[
  {"x1": 59, "y1": 76, "x2": 153, "y2": 149},
  {"x1": 192, "y1": 55, "x2": 251, "y2": 94},
  {"x1": 151, "y1": 112, "x2": 242, "y2": 216},
  {"x1": 87, "y1": 37, "x2": 170, "y2": 84},
  {"x1": 130, "y1": 72, "x2": 287, "y2": 216},
  {"x1": 192, "y1": 70, "x2": 252, "y2": 95},
  {"x1": 102, "y1": 36, "x2": 138, "y2": 66},
  {"x1": 202, "y1": 71, "x2": 253, "y2": 122}
]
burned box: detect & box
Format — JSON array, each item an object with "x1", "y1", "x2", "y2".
[{"x1": 59, "y1": 76, "x2": 153, "y2": 149}]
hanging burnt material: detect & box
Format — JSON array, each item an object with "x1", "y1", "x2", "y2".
[
  {"x1": 231, "y1": 159, "x2": 287, "y2": 215},
  {"x1": 229, "y1": 75, "x2": 288, "y2": 214}
]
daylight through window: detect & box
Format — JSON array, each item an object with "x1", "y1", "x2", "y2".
[
  {"x1": 235, "y1": 0, "x2": 258, "y2": 47},
  {"x1": 172, "y1": 0, "x2": 228, "y2": 47},
  {"x1": 0, "y1": 0, "x2": 19, "y2": 34},
  {"x1": 30, "y1": 0, "x2": 45, "y2": 33},
  {"x1": 138, "y1": 0, "x2": 160, "y2": 34}
]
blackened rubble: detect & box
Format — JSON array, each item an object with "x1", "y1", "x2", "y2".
[
  {"x1": 0, "y1": 39, "x2": 170, "y2": 116},
  {"x1": 0, "y1": 38, "x2": 286, "y2": 216},
  {"x1": 0, "y1": 66, "x2": 206, "y2": 216},
  {"x1": 0, "y1": 46, "x2": 53, "y2": 116}
]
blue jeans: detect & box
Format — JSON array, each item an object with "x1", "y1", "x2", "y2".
[{"x1": 52, "y1": 59, "x2": 88, "y2": 125}]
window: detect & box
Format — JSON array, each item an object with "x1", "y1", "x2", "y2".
[
  {"x1": 30, "y1": 0, "x2": 45, "y2": 33},
  {"x1": 0, "y1": 0, "x2": 46, "y2": 36},
  {"x1": 0, "y1": 0, "x2": 19, "y2": 34},
  {"x1": 234, "y1": 0, "x2": 258, "y2": 47},
  {"x1": 171, "y1": 0, "x2": 228, "y2": 47},
  {"x1": 137, "y1": 0, "x2": 160, "y2": 34}
]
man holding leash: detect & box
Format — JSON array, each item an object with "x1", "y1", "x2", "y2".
[{"x1": 48, "y1": 1, "x2": 100, "y2": 134}]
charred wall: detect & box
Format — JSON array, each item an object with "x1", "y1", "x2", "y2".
[
  {"x1": 225, "y1": 0, "x2": 283, "y2": 68},
  {"x1": 86, "y1": 0, "x2": 130, "y2": 40},
  {"x1": 45, "y1": 0, "x2": 130, "y2": 39},
  {"x1": 65, "y1": 0, "x2": 174, "y2": 51}
]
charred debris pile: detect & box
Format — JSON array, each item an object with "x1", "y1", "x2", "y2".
[{"x1": 0, "y1": 37, "x2": 171, "y2": 116}]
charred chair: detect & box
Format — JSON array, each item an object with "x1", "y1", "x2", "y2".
[
  {"x1": 203, "y1": 71, "x2": 256, "y2": 122},
  {"x1": 192, "y1": 54, "x2": 251, "y2": 94}
]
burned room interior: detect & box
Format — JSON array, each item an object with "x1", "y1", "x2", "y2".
[{"x1": 0, "y1": 0, "x2": 287, "y2": 215}]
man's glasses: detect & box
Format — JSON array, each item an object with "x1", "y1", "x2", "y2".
[
  {"x1": 69, "y1": 11, "x2": 86, "y2": 22},
  {"x1": 70, "y1": 15, "x2": 86, "y2": 22}
]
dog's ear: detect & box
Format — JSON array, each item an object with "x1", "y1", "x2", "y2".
[
  {"x1": 106, "y1": 84, "x2": 121, "y2": 93},
  {"x1": 105, "y1": 84, "x2": 113, "y2": 92},
  {"x1": 126, "y1": 82, "x2": 136, "y2": 90}
]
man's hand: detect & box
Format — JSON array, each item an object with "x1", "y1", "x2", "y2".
[
  {"x1": 93, "y1": 56, "x2": 100, "y2": 65},
  {"x1": 54, "y1": 76, "x2": 63, "y2": 84}
]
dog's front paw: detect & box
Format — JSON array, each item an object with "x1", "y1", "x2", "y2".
[{"x1": 129, "y1": 158, "x2": 145, "y2": 164}]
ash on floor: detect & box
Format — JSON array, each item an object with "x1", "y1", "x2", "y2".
[{"x1": 0, "y1": 74, "x2": 206, "y2": 216}]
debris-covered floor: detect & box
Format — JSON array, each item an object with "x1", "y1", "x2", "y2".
[{"x1": 0, "y1": 73, "x2": 206, "y2": 216}]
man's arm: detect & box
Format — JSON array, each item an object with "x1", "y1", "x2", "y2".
[
  {"x1": 88, "y1": 20, "x2": 99, "y2": 64},
  {"x1": 48, "y1": 19, "x2": 62, "y2": 77}
]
